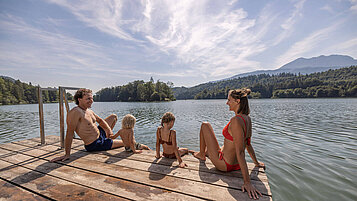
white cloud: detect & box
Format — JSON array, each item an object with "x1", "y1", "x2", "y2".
[
  {"x1": 271, "y1": 0, "x2": 306, "y2": 46},
  {"x1": 326, "y1": 37, "x2": 357, "y2": 56},
  {"x1": 350, "y1": 0, "x2": 357, "y2": 13},
  {"x1": 48, "y1": 0, "x2": 142, "y2": 42},
  {"x1": 275, "y1": 21, "x2": 342, "y2": 67},
  {"x1": 0, "y1": 14, "x2": 114, "y2": 71},
  {"x1": 47, "y1": 0, "x2": 272, "y2": 78},
  {"x1": 321, "y1": 4, "x2": 334, "y2": 14}
]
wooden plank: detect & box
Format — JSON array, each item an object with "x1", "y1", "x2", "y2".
[
  {"x1": 29, "y1": 135, "x2": 266, "y2": 174},
  {"x1": 15, "y1": 137, "x2": 269, "y2": 183},
  {"x1": 0, "y1": 147, "x2": 202, "y2": 201},
  {"x1": 19, "y1": 136, "x2": 271, "y2": 195},
  {"x1": 0, "y1": 154, "x2": 128, "y2": 201},
  {"x1": 11, "y1": 140, "x2": 271, "y2": 195},
  {"x1": 25, "y1": 136, "x2": 269, "y2": 189},
  {"x1": 2, "y1": 140, "x2": 272, "y2": 200},
  {"x1": 0, "y1": 179, "x2": 50, "y2": 201}
]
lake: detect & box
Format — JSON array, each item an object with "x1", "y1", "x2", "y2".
[{"x1": 0, "y1": 98, "x2": 356, "y2": 201}]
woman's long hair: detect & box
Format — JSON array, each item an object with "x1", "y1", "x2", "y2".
[{"x1": 229, "y1": 88, "x2": 251, "y2": 115}]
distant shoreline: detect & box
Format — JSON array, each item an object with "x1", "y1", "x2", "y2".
[{"x1": 2, "y1": 97, "x2": 357, "y2": 106}]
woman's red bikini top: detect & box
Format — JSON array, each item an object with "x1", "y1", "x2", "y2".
[{"x1": 222, "y1": 115, "x2": 251, "y2": 145}]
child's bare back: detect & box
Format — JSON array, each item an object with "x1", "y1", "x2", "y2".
[{"x1": 112, "y1": 114, "x2": 150, "y2": 153}]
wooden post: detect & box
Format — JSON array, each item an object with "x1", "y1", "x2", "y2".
[
  {"x1": 59, "y1": 87, "x2": 65, "y2": 149},
  {"x1": 63, "y1": 90, "x2": 70, "y2": 113},
  {"x1": 37, "y1": 87, "x2": 45, "y2": 145}
]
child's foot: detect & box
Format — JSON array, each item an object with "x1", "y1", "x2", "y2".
[{"x1": 191, "y1": 151, "x2": 206, "y2": 161}]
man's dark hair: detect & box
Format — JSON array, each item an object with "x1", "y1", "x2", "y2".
[{"x1": 74, "y1": 88, "x2": 92, "y2": 105}]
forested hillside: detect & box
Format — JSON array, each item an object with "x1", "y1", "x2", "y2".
[
  {"x1": 0, "y1": 77, "x2": 72, "y2": 105},
  {"x1": 173, "y1": 66, "x2": 357, "y2": 99},
  {"x1": 2, "y1": 66, "x2": 356, "y2": 105},
  {"x1": 94, "y1": 79, "x2": 175, "y2": 102}
]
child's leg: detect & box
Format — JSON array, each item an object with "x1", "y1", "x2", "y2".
[
  {"x1": 178, "y1": 148, "x2": 189, "y2": 156},
  {"x1": 140, "y1": 144, "x2": 151, "y2": 150}
]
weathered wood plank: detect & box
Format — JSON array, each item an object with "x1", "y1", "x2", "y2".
[
  {"x1": 10, "y1": 140, "x2": 271, "y2": 195},
  {"x1": 17, "y1": 136, "x2": 272, "y2": 196},
  {"x1": 0, "y1": 179, "x2": 50, "y2": 201},
  {"x1": 27, "y1": 135, "x2": 266, "y2": 175},
  {"x1": 0, "y1": 147, "x2": 203, "y2": 201},
  {"x1": 0, "y1": 155, "x2": 128, "y2": 201},
  {"x1": 1, "y1": 141, "x2": 271, "y2": 200}
]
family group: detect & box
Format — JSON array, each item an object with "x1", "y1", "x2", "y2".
[{"x1": 51, "y1": 88, "x2": 265, "y2": 199}]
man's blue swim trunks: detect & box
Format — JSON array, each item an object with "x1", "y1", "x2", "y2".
[{"x1": 84, "y1": 126, "x2": 113, "y2": 152}]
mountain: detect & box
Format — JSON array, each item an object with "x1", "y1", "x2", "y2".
[
  {"x1": 227, "y1": 55, "x2": 357, "y2": 80},
  {"x1": 0, "y1": 75, "x2": 16, "y2": 83},
  {"x1": 172, "y1": 66, "x2": 357, "y2": 99}
]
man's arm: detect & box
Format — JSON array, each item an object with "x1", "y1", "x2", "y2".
[
  {"x1": 50, "y1": 109, "x2": 79, "y2": 162},
  {"x1": 93, "y1": 112, "x2": 113, "y2": 138}
]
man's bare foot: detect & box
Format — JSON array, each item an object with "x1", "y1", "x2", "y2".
[{"x1": 192, "y1": 151, "x2": 206, "y2": 161}]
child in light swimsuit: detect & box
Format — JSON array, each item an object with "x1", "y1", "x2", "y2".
[
  {"x1": 155, "y1": 112, "x2": 188, "y2": 168},
  {"x1": 111, "y1": 114, "x2": 150, "y2": 153}
]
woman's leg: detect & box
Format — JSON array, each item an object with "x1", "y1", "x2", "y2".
[
  {"x1": 192, "y1": 122, "x2": 226, "y2": 170},
  {"x1": 104, "y1": 114, "x2": 118, "y2": 130}
]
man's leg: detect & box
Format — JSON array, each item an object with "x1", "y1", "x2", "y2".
[
  {"x1": 104, "y1": 114, "x2": 123, "y2": 149},
  {"x1": 104, "y1": 114, "x2": 117, "y2": 130}
]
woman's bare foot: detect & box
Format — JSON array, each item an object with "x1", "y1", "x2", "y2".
[{"x1": 191, "y1": 151, "x2": 206, "y2": 161}]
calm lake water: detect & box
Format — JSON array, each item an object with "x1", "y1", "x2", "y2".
[{"x1": 0, "y1": 99, "x2": 356, "y2": 201}]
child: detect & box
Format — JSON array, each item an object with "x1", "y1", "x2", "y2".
[
  {"x1": 156, "y1": 112, "x2": 188, "y2": 168},
  {"x1": 111, "y1": 114, "x2": 150, "y2": 153}
]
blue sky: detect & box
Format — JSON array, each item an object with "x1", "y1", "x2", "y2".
[{"x1": 1, "y1": 0, "x2": 356, "y2": 93}]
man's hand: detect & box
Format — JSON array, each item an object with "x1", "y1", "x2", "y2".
[{"x1": 50, "y1": 155, "x2": 70, "y2": 162}]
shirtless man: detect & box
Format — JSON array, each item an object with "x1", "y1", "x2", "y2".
[{"x1": 50, "y1": 88, "x2": 124, "y2": 162}]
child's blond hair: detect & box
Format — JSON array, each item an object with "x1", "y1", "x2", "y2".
[
  {"x1": 122, "y1": 114, "x2": 136, "y2": 129},
  {"x1": 161, "y1": 112, "x2": 175, "y2": 126}
]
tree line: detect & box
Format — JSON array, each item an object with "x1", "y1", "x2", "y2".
[
  {"x1": 173, "y1": 66, "x2": 357, "y2": 99},
  {"x1": 1, "y1": 66, "x2": 356, "y2": 105},
  {"x1": 94, "y1": 78, "x2": 176, "y2": 102},
  {"x1": 0, "y1": 77, "x2": 73, "y2": 105}
]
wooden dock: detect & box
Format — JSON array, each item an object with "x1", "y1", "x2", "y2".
[{"x1": 0, "y1": 135, "x2": 272, "y2": 200}]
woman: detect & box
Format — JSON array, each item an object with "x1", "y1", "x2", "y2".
[{"x1": 192, "y1": 88, "x2": 265, "y2": 199}]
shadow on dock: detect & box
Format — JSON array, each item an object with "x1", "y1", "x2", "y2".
[
  {"x1": 0, "y1": 144, "x2": 87, "y2": 188},
  {"x1": 148, "y1": 158, "x2": 175, "y2": 180}
]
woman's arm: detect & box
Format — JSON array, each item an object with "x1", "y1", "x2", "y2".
[
  {"x1": 246, "y1": 119, "x2": 265, "y2": 169},
  {"x1": 155, "y1": 127, "x2": 161, "y2": 158},
  {"x1": 231, "y1": 117, "x2": 262, "y2": 199},
  {"x1": 246, "y1": 144, "x2": 265, "y2": 169}
]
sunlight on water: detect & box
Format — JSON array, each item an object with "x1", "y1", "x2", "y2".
[{"x1": 1, "y1": 98, "x2": 356, "y2": 201}]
